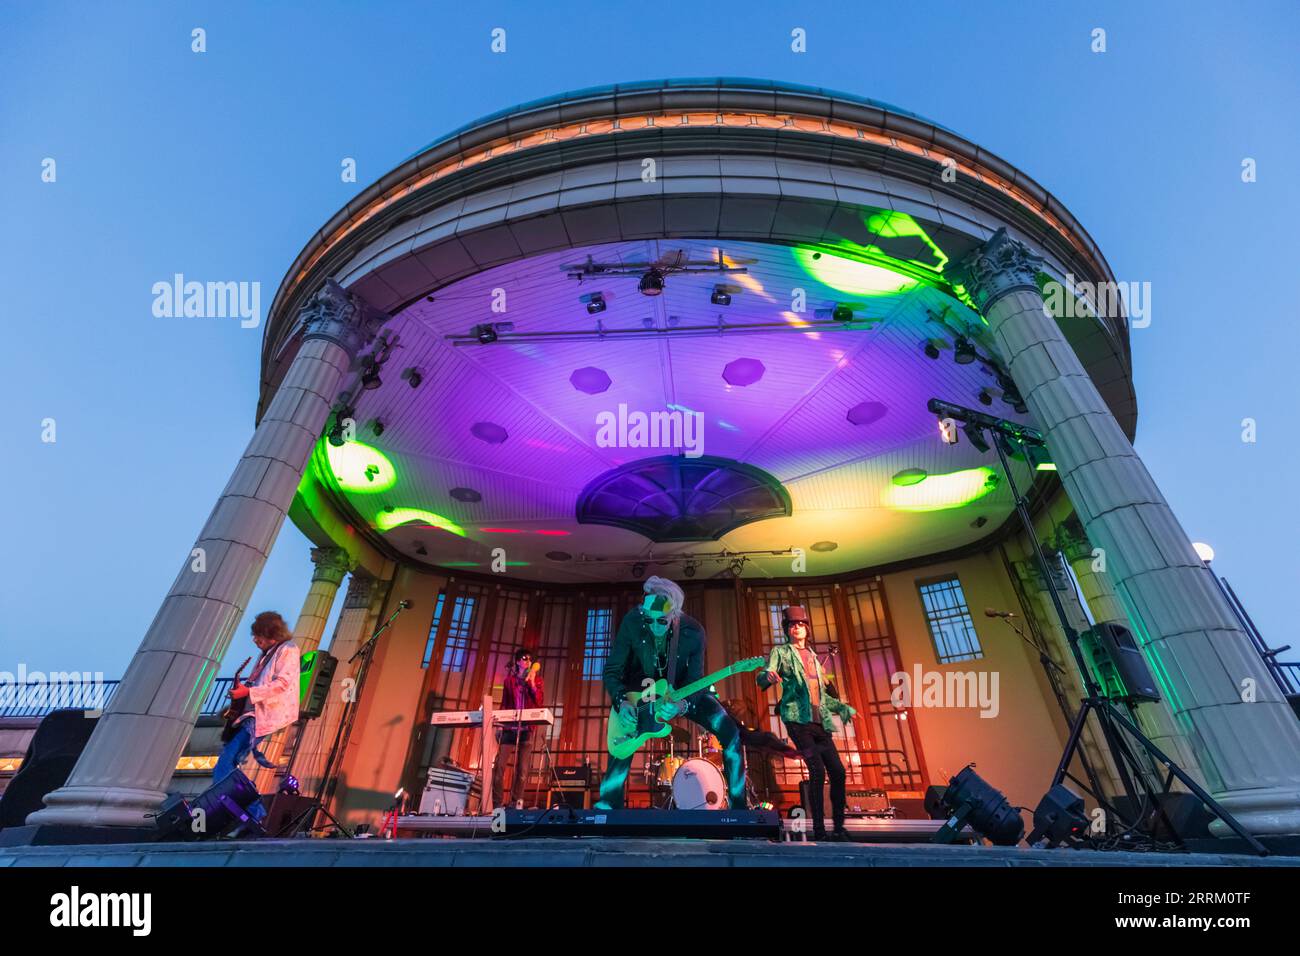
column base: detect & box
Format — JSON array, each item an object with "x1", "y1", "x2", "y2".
[
  {"x1": 1207, "y1": 786, "x2": 1300, "y2": 838},
  {"x1": 25, "y1": 785, "x2": 168, "y2": 829}
]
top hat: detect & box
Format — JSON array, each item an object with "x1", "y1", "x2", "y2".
[{"x1": 781, "y1": 606, "x2": 811, "y2": 633}]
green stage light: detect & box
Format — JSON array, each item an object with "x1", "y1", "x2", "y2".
[
  {"x1": 793, "y1": 247, "x2": 917, "y2": 296},
  {"x1": 375, "y1": 507, "x2": 466, "y2": 537},
  {"x1": 884, "y1": 467, "x2": 999, "y2": 512},
  {"x1": 324, "y1": 440, "x2": 397, "y2": 494}
]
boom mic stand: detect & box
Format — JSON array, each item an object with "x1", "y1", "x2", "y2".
[
  {"x1": 927, "y1": 398, "x2": 1266, "y2": 855},
  {"x1": 283, "y1": 598, "x2": 414, "y2": 837}
]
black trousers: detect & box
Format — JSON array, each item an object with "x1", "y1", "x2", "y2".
[{"x1": 786, "y1": 720, "x2": 846, "y2": 833}]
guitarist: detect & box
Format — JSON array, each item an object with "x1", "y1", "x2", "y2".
[
  {"x1": 595, "y1": 576, "x2": 746, "y2": 810},
  {"x1": 212, "y1": 611, "x2": 301, "y2": 820}
]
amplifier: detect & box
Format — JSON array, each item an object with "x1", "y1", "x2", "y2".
[
  {"x1": 798, "y1": 782, "x2": 896, "y2": 818},
  {"x1": 551, "y1": 765, "x2": 592, "y2": 788},
  {"x1": 495, "y1": 807, "x2": 780, "y2": 839}
]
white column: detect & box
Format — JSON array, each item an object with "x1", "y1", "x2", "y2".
[
  {"x1": 952, "y1": 230, "x2": 1300, "y2": 836},
  {"x1": 29, "y1": 281, "x2": 385, "y2": 828}
]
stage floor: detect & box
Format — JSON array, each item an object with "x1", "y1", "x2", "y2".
[{"x1": 1, "y1": 835, "x2": 1293, "y2": 868}]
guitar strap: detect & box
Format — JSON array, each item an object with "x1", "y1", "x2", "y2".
[{"x1": 666, "y1": 616, "x2": 682, "y2": 699}]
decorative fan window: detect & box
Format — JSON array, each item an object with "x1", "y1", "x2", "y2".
[{"x1": 576, "y1": 455, "x2": 791, "y2": 542}]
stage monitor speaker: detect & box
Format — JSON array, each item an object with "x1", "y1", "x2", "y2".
[
  {"x1": 299, "y1": 650, "x2": 338, "y2": 720},
  {"x1": 262, "y1": 792, "x2": 318, "y2": 836},
  {"x1": 1081, "y1": 623, "x2": 1161, "y2": 703},
  {"x1": 0, "y1": 709, "x2": 97, "y2": 830}
]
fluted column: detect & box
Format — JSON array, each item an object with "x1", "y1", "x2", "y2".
[
  {"x1": 30, "y1": 280, "x2": 386, "y2": 828},
  {"x1": 1056, "y1": 515, "x2": 1209, "y2": 786},
  {"x1": 952, "y1": 230, "x2": 1300, "y2": 836},
  {"x1": 293, "y1": 547, "x2": 353, "y2": 655},
  {"x1": 293, "y1": 572, "x2": 384, "y2": 799},
  {"x1": 254, "y1": 546, "x2": 353, "y2": 790}
]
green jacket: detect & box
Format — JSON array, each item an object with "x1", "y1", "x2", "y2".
[{"x1": 756, "y1": 642, "x2": 856, "y2": 732}]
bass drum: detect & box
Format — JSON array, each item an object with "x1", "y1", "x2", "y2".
[{"x1": 671, "y1": 757, "x2": 728, "y2": 810}]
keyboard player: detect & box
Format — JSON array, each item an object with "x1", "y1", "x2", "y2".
[{"x1": 492, "y1": 648, "x2": 544, "y2": 808}]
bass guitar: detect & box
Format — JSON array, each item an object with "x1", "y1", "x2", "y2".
[{"x1": 605, "y1": 655, "x2": 766, "y2": 760}]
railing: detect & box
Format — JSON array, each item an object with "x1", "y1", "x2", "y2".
[
  {"x1": 0, "y1": 677, "x2": 235, "y2": 720},
  {"x1": 1217, "y1": 577, "x2": 1299, "y2": 698}
]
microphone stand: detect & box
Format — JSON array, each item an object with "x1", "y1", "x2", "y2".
[{"x1": 285, "y1": 599, "x2": 413, "y2": 837}]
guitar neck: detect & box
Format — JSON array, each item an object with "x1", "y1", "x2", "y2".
[{"x1": 668, "y1": 662, "x2": 751, "y2": 701}]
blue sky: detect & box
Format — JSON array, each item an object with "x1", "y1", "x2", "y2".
[{"x1": 1, "y1": 1, "x2": 1296, "y2": 676}]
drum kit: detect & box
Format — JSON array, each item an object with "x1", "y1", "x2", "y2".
[{"x1": 644, "y1": 728, "x2": 729, "y2": 810}]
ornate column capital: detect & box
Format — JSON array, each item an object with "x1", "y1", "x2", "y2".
[
  {"x1": 1055, "y1": 514, "x2": 1094, "y2": 564},
  {"x1": 309, "y1": 546, "x2": 353, "y2": 587},
  {"x1": 343, "y1": 570, "x2": 376, "y2": 610},
  {"x1": 297, "y1": 278, "x2": 388, "y2": 360},
  {"x1": 950, "y1": 227, "x2": 1045, "y2": 315}
]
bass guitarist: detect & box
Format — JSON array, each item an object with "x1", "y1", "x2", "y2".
[{"x1": 595, "y1": 576, "x2": 746, "y2": 810}]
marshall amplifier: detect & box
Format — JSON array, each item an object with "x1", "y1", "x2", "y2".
[{"x1": 552, "y1": 765, "x2": 592, "y2": 788}]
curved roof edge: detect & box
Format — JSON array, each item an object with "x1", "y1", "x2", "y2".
[{"x1": 401, "y1": 77, "x2": 955, "y2": 163}]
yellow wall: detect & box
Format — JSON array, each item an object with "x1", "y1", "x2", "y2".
[
  {"x1": 879, "y1": 548, "x2": 1073, "y2": 813},
  {"x1": 334, "y1": 565, "x2": 445, "y2": 829}
]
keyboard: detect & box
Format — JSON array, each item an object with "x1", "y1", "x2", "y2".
[{"x1": 429, "y1": 707, "x2": 555, "y2": 728}]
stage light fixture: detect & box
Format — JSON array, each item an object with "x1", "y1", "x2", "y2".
[
  {"x1": 585, "y1": 292, "x2": 607, "y2": 315},
  {"x1": 711, "y1": 285, "x2": 732, "y2": 306},
  {"x1": 631, "y1": 562, "x2": 646, "y2": 578},
  {"x1": 978, "y1": 389, "x2": 993, "y2": 406},
  {"x1": 953, "y1": 335, "x2": 977, "y2": 364},
  {"x1": 962, "y1": 423, "x2": 991, "y2": 453},
  {"x1": 156, "y1": 768, "x2": 263, "y2": 840},
  {"x1": 931, "y1": 765, "x2": 1024, "y2": 846},
  {"x1": 831, "y1": 303, "x2": 854, "y2": 322},
  {"x1": 1025, "y1": 443, "x2": 1055, "y2": 472},
  {"x1": 639, "y1": 268, "x2": 666, "y2": 296},
  {"x1": 473, "y1": 322, "x2": 514, "y2": 344},
  {"x1": 402, "y1": 367, "x2": 423, "y2": 389},
  {"x1": 683, "y1": 560, "x2": 698, "y2": 578},
  {"x1": 1027, "y1": 784, "x2": 1089, "y2": 848},
  {"x1": 371, "y1": 419, "x2": 385, "y2": 437},
  {"x1": 923, "y1": 340, "x2": 941, "y2": 360},
  {"x1": 360, "y1": 361, "x2": 383, "y2": 390},
  {"x1": 998, "y1": 375, "x2": 1027, "y2": 413},
  {"x1": 327, "y1": 407, "x2": 354, "y2": 447},
  {"x1": 729, "y1": 558, "x2": 745, "y2": 576}
]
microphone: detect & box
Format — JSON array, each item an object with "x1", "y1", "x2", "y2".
[{"x1": 984, "y1": 608, "x2": 1016, "y2": 619}]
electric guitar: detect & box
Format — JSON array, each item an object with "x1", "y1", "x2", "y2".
[
  {"x1": 219, "y1": 656, "x2": 253, "y2": 743},
  {"x1": 606, "y1": 655, "x2": 767, "y2": 759}
]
